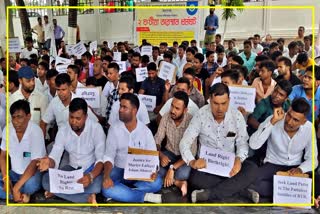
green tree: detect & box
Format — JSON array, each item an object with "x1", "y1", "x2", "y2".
[
  {"x1": 15, "y1": 0, "x2": 32, "y2": 40},
  {"x1": 221, "y1": 0, "x2": 244, "y2": 43}
]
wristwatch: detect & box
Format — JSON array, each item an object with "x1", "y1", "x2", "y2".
[{"x1": 169, "y1": 164, "x2": 175, "y2": 171}]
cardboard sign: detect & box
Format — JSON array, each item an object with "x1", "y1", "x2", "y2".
[
  {"x1": 71, "y1": 41, "x2": 87, "y2": 57},
  {"x1": 158, "y1": 61, "x2": 175, "y2": 82},
  {"x1": 136, "y1": 67, "x2": 148, "y2": 82},
  {"x1": 55, "y1": 56, "x2": 72, "y2": 66},
  {"x1": 66, "y1": 45, "x2": 74, "y2": 55},
  {"x1": 113, "y1": 52, "x2": 122, "y2": 62},
  {"x1": 273, "y1": 175, "x2": 312, "y2": 208},
  {"x1": 76, "y1": 87, "x2": 101, "y2": 108},
  {"x1": 124, "y1": 148, "x2": 159, "y2": 181},
  {"x1": 138, "y1": 94, "x2": 156, "y2": 112},
  {"x1": 55, "y1": 64, "x2": 69, "y2": 73},
  {"x1": 116, "y1": 61, "x2": 127, "y2": 74},
  {"x1": 8, "y1": 38, "x2": 21, "y2": 53},
  {"x1": 141, "y1": 46, "x2": 153, "y2": 56},
  {"x1": 133, "y1": 47, "x2": 141, "y2": 53},
  {"x1": 198, "y1": 145, "x2": 235, "y2": 177},
  {"x1": 49, "y1": 168, "x2": 84, "y2": 194},
  {"x1": 229, "y1": 86, "x2": 256, "y2": 112},
  {"x1": 89, "y1": 41, "x2": 98, "y2": 55}
]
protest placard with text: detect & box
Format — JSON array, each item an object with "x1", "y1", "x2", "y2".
[
  {"x1": 158, "y1": 61, "x2": 175, "y2": 83},
  {"x1": 49, "y1": 168, "x2": 84, "y2": 194},
  {"x1": 116, "y1": 61, "x2": 127, "y2": 74},
  {"x1": 141, "y1": 46, "x2": 153, "y2": 56},
  {"x1": 138, "y1": 94, "x2": 157, "y2": 112},
  {"x1": 71, "y1": 41, "x2": 87, "y2": 57},
  {"x1": 75, "y1": 87, "x2": 101, "y2": 109},
  {"x1": 55, "y1": 56, "x2": 72, "y2": 66},
  {"x1": 55, "y1": 64, "x2": 69, "y2": 73},
  {"x1": 8, "y1": 38, "x2": 21, "y2": 53},
  {"x1": 229, "y1": 85, "x2": 256, "y2": 112},
  {"x1": 89, "y1": 41, "x2": 98, "y2": 55},
  {"x1": 136, "y1": 67, "x2": 148, "y2": 82},
  {"x1": 113, "y1": 52, "x2": 122, "y2": 62}
]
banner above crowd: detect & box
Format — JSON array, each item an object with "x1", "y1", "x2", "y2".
[{"x1": 134, "y1": 1, "x2": 201, "y2": 46}]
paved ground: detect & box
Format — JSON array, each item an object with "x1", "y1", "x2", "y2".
[{"x1": 0, "y1": 206, "x2": 319, "y2": 214}]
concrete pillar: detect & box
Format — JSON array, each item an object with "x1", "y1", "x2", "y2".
[{"x1": 0, "y1": 0, "x2": 7, "y2": 57}]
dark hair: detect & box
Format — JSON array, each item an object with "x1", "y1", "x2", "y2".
[
  {"x1": 216, "y1": 44, "x2": 225, "y2": 54},
  {"x1": 46, "y1": 69, "x2": 59, "y2": 80},
  {"x1": 178, "y1": 45, "x2": 186, "y2": 51},
  {"x1": 38, "y1": 61, "x2": 49, "y2": 71},
  {"x1": 108, "y1": 62, "x2": 120, "y2": 72},
  {"x1": 86, "y1": 77, "x2": 98, "y2": 86},
  {"x1": 163, "y1": 51, "x2": 173, "y2": 61},
  {"x1": 194, "y1": 53, "x2": 204, "y2": 63},
  {"x1": 243, "y1": 40, "x2": 252, "y2": 47},
  {"x1": 269, "y1": 42, "x2": 279, "y2": 49},
  {"x1": 41, "y1": 55, "x2": 50, "y2": 63},
  {"x1": 296, "y1": 52, "x2": 309, "y2": 64},
  {"x1": 147, "y1": 62, "x2": 157, "y2": 71},
  {"x1": 186, "y1": 47, "x2": 196, "y2": 55},
  {"x1": 173, "y1": 91, "x2": 189, "y2": 107},
  {"x1": 29, "y1": 58, "x2": 38, "y2": 66},
  {"x1": 160, "y1": 42, "x2": 168, "y2": 47},
  {"x1": 177, "y1": 77, "x2": 191, "y2": 88},
  {"x1": 69, "y1": 98, "x2": 88, "y2": 115},
  {"x1": 276, "y1": 80, "x2": 292, "y2": 96},
  {"x1": 55, "y1": 73, "x2": 71, "y2": 86},
  {"x1": 215, "y1": 34, "x2": 221, "y2": 39},
  {"x1": 152, "y1": 46, "x2": 160, "y2": 53},
  {"x1": 183, "y1": 67, "x2": 196, "y2": 77},
  {"x1": 254, "y1": 34, "x2": 260, "y2": 38},
  {"x1": 25, "y1": 36, "x2": 33, "y2": 43},
  {"x1": 271, "y1": 51, "x2": 282, "y2": 62},
  {"x1": 102, "y1": 55, "x2": 113, "y2": 63},
  {"x1": 277, "y1": 38, "x2": 285, "y2": 44},
  {"x1": 221, "y1": 69, "x2": 240, "y2": 83},
  {"x1": 132, "y1": 52, "x2": 141, "y2": 59},
  {"x1": 209, "y1": 82, "x2": 230, "y2": 97},
  {"x1": 190, "y1": 39, "x2": 197, "y2": 44},
  {"x1": 121, "y1": 53, "x2": 128, "y2": 62},
  {"x1": 10, "y1": 99, "x2": 30, "y2": 115},
  {"x1": 8, "y1": 70, "x2": 20, "y2": 87},
  {"x1": 141, "y1": 55, "x2": 150, "y2": 64},
  {"x1": 173, "y1": 41, "x2": 178, "y2": 46},
  {"x1": 259, "y1": 60, "x2": 276, "y2": 72},
  {"x1": 288, "y1": 41, "x2": 298, "y2": 50},
  {"x1": 120, "y1": 93, "x2": 140, "y2": 110},
  {"x1": 291, "y1": 98, "x2": 310, "y2": 117},
  {"x1": 74, "y1": 59, "x2": 83, "y2": 67},
  {"x1": 255, "y1": 54, "x2": 270, "y2": 62},
  {"x1": 67, "y1": 64, "x2": 80, "y2": 76},
  {"x1": 119, "y1": 76, "x2": 135, "y2": 91},
  {"x1": 277, "y1": 56, "x2": 292, "y2": 68},
  {"x1": 20, "y1": 58, "x2": 30, "y2": 65},
  {"x1": 206, "y1": 50, "x2": 214, "y2": 58},
  {"x1": 306, "y1": 65, "x2": 320, "y2": 80},
  {"x1": 304, "y1": 35, "x2": 312, "y2": 44},
  {"x1": 81, "y1": 51, "x2": 92, "y2": 59},
  {"x1": 232, "y1": 55, "x2": 244, "y2": 65}
]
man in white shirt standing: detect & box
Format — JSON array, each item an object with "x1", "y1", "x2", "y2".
[
  {"x1": 248, "y1": 98, "x2": 317, "y2": 202},
  {"x1": 0, "y1": 100, "x2": 46, "y2": 203},
  {"x1": 20, "y1": 37, "x2": 38, "y2": 60},
  {"x1": 179, "y1": 83, "x2": 257, "y2": 203},
  {"x1": 38, "y1": 98, "x2": 106, "y2": 204},
  {"x1": 102, "y1": 93, "x2": 162, "y2": 203},
  {"x1": 10, "y1": 66, "x2": 48, "y2": 125}
]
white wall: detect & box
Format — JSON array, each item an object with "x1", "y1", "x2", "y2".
[{"x1": 5, "y1": 0, "x2": 320, "y2": 50}]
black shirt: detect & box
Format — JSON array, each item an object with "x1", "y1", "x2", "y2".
[{"x1": 95, "y1": 76, "x2": 108, "y2": 90}]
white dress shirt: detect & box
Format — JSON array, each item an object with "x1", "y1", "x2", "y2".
[
  {"x1": 103, "y1": 120, "x2": 156, "y2": 168},
  {"x1": 174, "y1": 55, "x2": 187, "y2": 69},
  {"x1": 1, "y1": 121, "x2": 46, "y2": 174},
  {"x1": 49, "y1": 118, "x2": 106, "y2": 170},
  {"x1": 108, "y1": 98, "x2": 150, "y2": 126},
  {"x1": 42, "y1": 92, "x2": 98, "y2": 129},
  {"x1": 249, "y1": 115, "x2": 317, "y2": 173},
  {"x1": 283, "y1": 52, "x2": 298, "y2": 64},
  {"x1": 35, "y1": 77, "x2": 49, "y2": 95},
  {"x1": 20, "y1": 48, "x2": 38, "y2": 60},
  {"x1": 102, "y1": 81, "x2": 118, "y2": 97},
  {"x1": 10, "y1": 89, "x2": 48, "y2": 125},
  {"x1": 160, "y1": 97, "x2": 199, "y2": 117},
  {"x1": 180, "y1": 105, "x2": 249, "y2": 165},
  {"x1": 252, "y1": 44, "x2": 264, "y2": 54}
]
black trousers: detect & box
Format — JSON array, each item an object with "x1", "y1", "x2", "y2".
[
  {"x1": 188, "y1": 160, "x2": 258, "y2": 201},
  {"x1": 251, "y1": 162, "x2": 299, "y2": 198}
]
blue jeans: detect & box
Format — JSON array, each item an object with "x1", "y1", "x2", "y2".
[
  {"x1": 101, "y1": 166, "x2": 163, "y2": 202},
  {"x1": 42, "y1": 164, "x2": 102, "y2": 203},
  {"x1": 158, "y1": 150, "x2": 191, "y2": 181},
  {"x1": 0, "y1": 170, "x2": 42, "y2": 199}
]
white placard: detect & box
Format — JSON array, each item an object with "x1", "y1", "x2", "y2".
[
  {"x1": 55, "y1": 64, "x2": 69, "y2": 73},
  {"x1": 158, "y1": 61, "x2": 175, "y2": 82},
  {"x1": 76, "y1": 87, "x2": 101, "y2": 108},
  {"x1": 141, "y1": 46, "x2": 153, "y2": 56},
  {"x1": 55, "y1": 56, "x2": 72, "y2": 66},
  {"x1": 136, "y1": 67, "x2": 148, "y2": 82},
  {"x1": 229, "y1": 86, "x2": 256, "y2": 112},
  {"x1": 71, "y1": 41, "x2": 87, "y2": 57},
  {"x1": 8, "y1": 38, "x2": 21, "y2": 53},
  {"x1": 133, "y1": 47, "x2": 141, "y2": 53},
  {"x1": 273, "y1": 175, "x2": 312, "y2": 208},
  {"x1": 198, "y1": 145, "x2": 235, "y2": 177},
  {"x1": 49, "y1": 168, "x2": 84, "y2": 194},
  {"x1": 124, "y1": 149, "x2": 159, "y2": 181},
  {"x1": 113, "y1": 52, "x2": 122, "y2": 62},
  {"x1": 138, "y1": 94, "x2": 156, "y2": 112},
  {"x1": 89, "y1": 41, "x2": 98, "y2": 55},
  {"x1": 66, "y1": 45, "x2": 74, "y2": 55},
  {"x1": 116, "y1": 61, "x2": 127, "y2": 74},
  {"x1": 211, "y1": 76, "x2": 221, "y2": 86}
]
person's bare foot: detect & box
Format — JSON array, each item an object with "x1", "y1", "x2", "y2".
[
  {"x1": 21, "y1": 194, "x2": 30, "y2": 203},
  {"x1": 175, "y1": 180, "x2": 188, "y2": 196},
  {"x1": 88, "y1": 193, "x2": 98, "y2": 206},
  {"x1": 44, "y1": 191, "x2": 54, "y2": 199}
]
